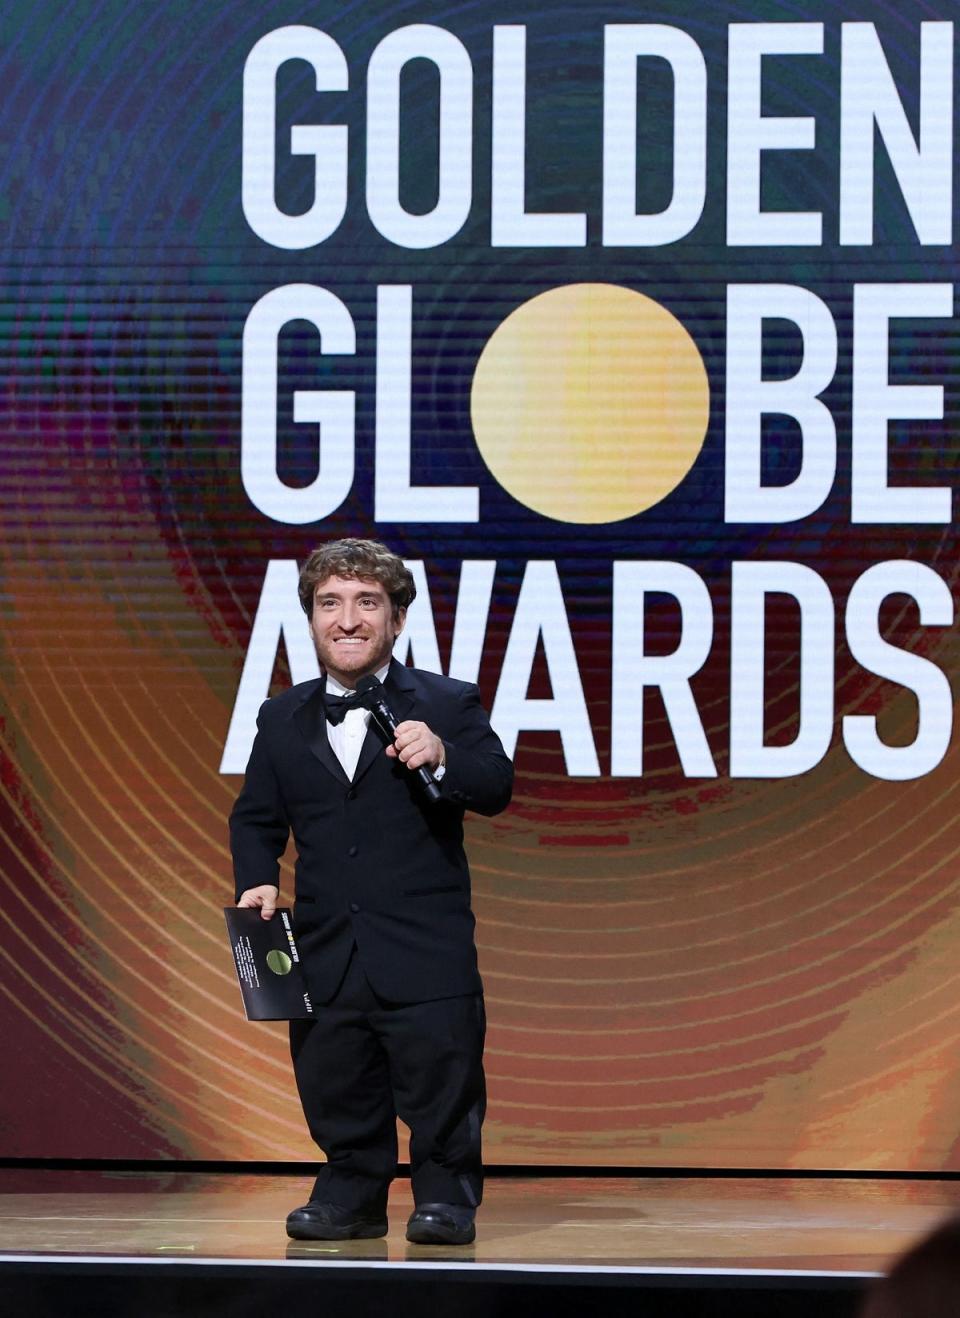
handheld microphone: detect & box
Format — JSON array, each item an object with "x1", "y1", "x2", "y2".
[{"x1": 356, "y1": 674, "x2": 442, "y2": 804}]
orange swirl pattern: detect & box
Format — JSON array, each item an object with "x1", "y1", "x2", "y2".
[
  {"x1": 1, "y1": 0, "x2": 959, "y2": 1171},
  {"x1": 0, "y1": 398, "x2": 957, "y2": 1166}
]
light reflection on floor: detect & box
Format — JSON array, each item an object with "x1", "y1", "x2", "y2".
[{"x1": 1, "y1": 1172, "x2": 959, "y2": 1274}]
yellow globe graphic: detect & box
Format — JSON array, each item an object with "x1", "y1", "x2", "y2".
[{"x1": 471, "y1": 283, "x2": 710, "y2": 524}]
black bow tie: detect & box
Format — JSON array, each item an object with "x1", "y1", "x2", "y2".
[{"x1": 324, "y1": 691, "x2": 364, "y2": 726}]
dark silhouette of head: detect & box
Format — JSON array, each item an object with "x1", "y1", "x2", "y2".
[{"x1": 861, "y1": 1213, "x2": 960, "y2": 1318}]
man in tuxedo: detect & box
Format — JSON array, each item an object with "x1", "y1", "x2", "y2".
[{"x1": 230, "y1": 539, "x2": 513, "y2": 1245}]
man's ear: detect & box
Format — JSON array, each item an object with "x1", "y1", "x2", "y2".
[{"x1": 393, "y1": 606, "x2": 407, "y2": 637}]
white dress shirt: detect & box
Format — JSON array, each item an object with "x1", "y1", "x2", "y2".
[
  {"x1": 324, "y1": 664, "x2": 390, "y2": 781},
  {"x1": 324, "y1": 664, "x2": 446, "y2": 784}
]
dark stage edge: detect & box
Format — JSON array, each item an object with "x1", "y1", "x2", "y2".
[
  {"x1": 5, "y1": 1169, "x2": 959, "y2": 1317},
  {"x1": 0, "y1": 1256, "x2": 871, "y2": 1318}
]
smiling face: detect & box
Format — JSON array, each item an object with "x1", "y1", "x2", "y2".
[{"x1": 309, "y1": 575, "x2": 405, "y2": 689}]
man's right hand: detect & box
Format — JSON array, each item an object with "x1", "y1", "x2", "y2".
[{"x1": 237, "y1": 885, "x2": 279, "y2": 920}]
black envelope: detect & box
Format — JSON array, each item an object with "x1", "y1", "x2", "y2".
[{"x1": 224, "y1": 907, "x2": 314, "y2": 1020}]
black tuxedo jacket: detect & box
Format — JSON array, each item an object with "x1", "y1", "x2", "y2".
[{"x1": 229, "y1": 662, "x2": 513, "y2": 1004}]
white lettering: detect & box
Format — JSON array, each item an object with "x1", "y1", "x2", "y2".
[
  {"x1": 843, "y1": 562, "x2": 953, "y2": 779},
  {"x1": 392, "y1": 561, "x2": 443, "y2": 672},
  {"x1": 602, "y1": 25, "x2": 707, "y2": 246},
  {"x1": 840, "y1": 22, "x2": 953, "y2": 245},
  {"x1": 851, "y1": 283, "x2": 953, "y2": 524},
  {"x1": 241, "y1": 26, "x2": 348, "y2": 250},
  {"x1": 491, "y1": 26, "x2": 587, "y2": 247},
  {"x1": 491, "y1": 561, "x2": 599, "y2": 773},
  {"x1": 725, "y1": 285, "x2": 837, "y2": 523},
  {"x1": 220, "y1": 561, "x2": 319, "y2": 773},
  {"x1": 374, "y1": 286, "x2": 479, "y2": 521},
  {"x1": 366, "y1": 25, "x2": 473, "y2": 249},
  {"x1": 241, "y1": 285, "x2": 355, "y2": 524},
  {"x1": 727, "y1": 24, "x2": 824, "y2": 246},
  {"x1": 730, "y1": 562, "x2": 834, "y2": 776},
  {"x1": 611, "y1": 562, "x2": 716, "y2": 777}
]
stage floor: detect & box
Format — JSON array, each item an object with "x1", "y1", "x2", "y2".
[{"x1": 1, "y1": 1169, "x2": 959, "y2": 1278}]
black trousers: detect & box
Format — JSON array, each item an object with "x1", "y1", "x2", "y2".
[{"x1": 289, "y1": 947, "x2": 486, "y2": 1214}]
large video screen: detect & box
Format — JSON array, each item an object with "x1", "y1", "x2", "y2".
[{"x1": 0, "y1": 1, "x2": 957, "y2": 1167}]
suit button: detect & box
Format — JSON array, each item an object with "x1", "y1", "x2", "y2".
[
  {"x1": 346, "y1": 789, "x2": 356, "y2": 800},
  {"x1": 348, "y1": 844, "x2": 358, "y2": 857},
  {"x1": 349, "y1": 902, "x2": 360, "y2": 913}
]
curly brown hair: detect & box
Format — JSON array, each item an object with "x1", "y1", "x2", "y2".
[{"x1": 298, "y1": 539, "x2": 416, "y2": 621}]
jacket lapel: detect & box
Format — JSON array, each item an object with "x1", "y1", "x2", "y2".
[{"x1": 292, "y1": 679, "x2": 351, "y2": 787}]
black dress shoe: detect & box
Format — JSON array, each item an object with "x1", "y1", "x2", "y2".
[
  {"x1": 405, "y1": 1203, "x2": 476, "y2": 1245},
  {"x1": 286, "y1": 1201, "x2": 388, "y2": 1241}
]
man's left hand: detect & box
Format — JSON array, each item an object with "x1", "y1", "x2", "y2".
[{"x1": 386, "y1": 720, "x2": 445, "y2": 773}]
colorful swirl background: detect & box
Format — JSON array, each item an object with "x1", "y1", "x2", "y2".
[{"x1": 0, "y1": 0, "x2": 958, "y2": 1166}]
